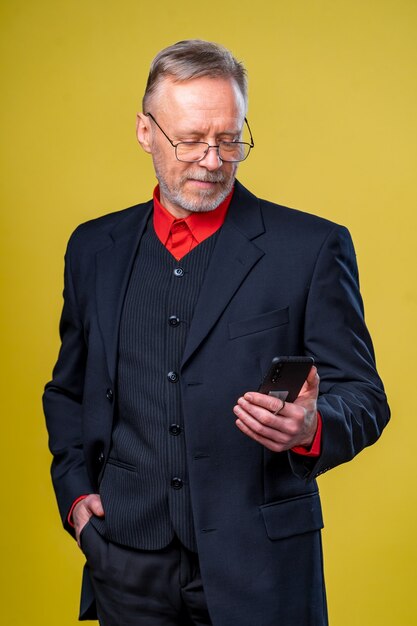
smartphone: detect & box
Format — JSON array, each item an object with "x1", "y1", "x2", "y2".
[{"x1": 258, "y1": 356, "x2": 314, "y2": 402}]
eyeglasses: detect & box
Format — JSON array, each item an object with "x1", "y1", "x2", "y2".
[{"x1": 145, "y1": 112, "x2": 254, "y2": 163}]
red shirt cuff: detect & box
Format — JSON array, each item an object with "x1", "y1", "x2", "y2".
[
  {"x1": 291, "y1": 412, "x2": 322, "y2": 457},
  {"x1": 67, "y1": 495, "x2": 89, "y2": 528}
]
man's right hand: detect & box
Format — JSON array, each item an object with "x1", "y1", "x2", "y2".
[{"x1": 72, "y1": 494, "x2": 105, "y2": 547}]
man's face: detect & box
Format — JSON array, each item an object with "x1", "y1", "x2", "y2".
[{"x1": 137, "y1": 76, "x2": 246, "y2": 217}]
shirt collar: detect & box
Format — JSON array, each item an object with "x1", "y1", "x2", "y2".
[{"x1": 153, "y1": 185, "x2": 234, "y2": 246}]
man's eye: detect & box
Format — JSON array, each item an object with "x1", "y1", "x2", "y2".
[{"x1": 221, "y1": 142, "x2": 240, "y2": 151}]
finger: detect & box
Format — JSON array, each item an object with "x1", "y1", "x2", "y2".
[
  {"x1": 234, "y1": 402, "x2": 298, "y2": 440},
  {"x1": 272, "y1": 399, "x2": 285, "y2": 415},
  {"x1": 304, "y1": 366, "x2": 320, "y2": 389},
  {"x1": 89, "y1": 495, "x2": 105, "y2": 517},
  {"x1": 235, "y1": 418, "x2": 288, "y2": 452},
  {"x1": 73, "y1": 495, "x2": 104, "y2": 546},
  {"x1": 236, "y1": 396, "x2": 301, "y2": 428},
  {"x1": 295, "y1": 366, "x2": 320, "y2": 399},
  {"x1": 239, "y1": 392, "x2": 290, "y2": 415},
  {"x1": 235, "y1": 398, "x2": 305, "y2": 439}
]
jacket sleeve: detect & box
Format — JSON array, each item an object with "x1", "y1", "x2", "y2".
[
  {"x1": 289, "y1": 224, "x2": 390, "y2": 479},
  {"x1": 43, "y1": 232, "x2": 95, "y2": 536}
]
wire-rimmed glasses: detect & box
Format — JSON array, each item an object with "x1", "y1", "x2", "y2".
[{"x1": 146, "y1": 112, "x2": 254, "y2": 163}]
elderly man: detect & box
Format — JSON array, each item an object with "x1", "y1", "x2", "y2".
[{"x1": 43, "y1": 40, "x2": 389, "y2": 626}]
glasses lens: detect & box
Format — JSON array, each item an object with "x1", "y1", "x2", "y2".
[
  {"x1": 176, "y1": 142, "x2": 207, "y2": 162},
  {"x1": 219, "y1": 142, "x2": 250, "y2": 162},
  {"x1": 176, "y1": 141, "x2": 251, "y2": 162}
]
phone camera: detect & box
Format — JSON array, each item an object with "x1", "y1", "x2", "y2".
[{"x1": 271, "y1": 366, "x2": 281, "y2": 383}]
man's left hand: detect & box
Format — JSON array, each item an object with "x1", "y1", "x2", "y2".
[{"x1": 233, "y1": 366, "x2": 319, "y2": 452}]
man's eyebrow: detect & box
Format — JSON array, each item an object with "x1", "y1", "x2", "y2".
[
  {"x1": 218, "y1": 129, "x2": 241, "y2": 136},
  {"x1": 175, "y1": 128, "x2": 241, "y2": 139}
]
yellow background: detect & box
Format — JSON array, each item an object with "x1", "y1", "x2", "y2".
[{"x1": 1, "y1": 1, "x2": 416, "y2": 624}]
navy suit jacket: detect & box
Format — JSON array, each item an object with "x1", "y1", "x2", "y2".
[{"x1": 43, "y1": 181, "x2": 389, "y2": 625}]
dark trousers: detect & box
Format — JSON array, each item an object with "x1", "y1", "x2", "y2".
[{"x1": 80, "y1": 521, "x2": 213, "y2": 626}]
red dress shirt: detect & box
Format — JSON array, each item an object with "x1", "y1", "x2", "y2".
[{"x1": 152, "y1": 185, "x2": 232, "y2": 260}]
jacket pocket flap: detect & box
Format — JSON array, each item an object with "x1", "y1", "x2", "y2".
[
  {"x1": 260, "y1": 491, "x2": 323, "y2": 540},
  {"x1": 229, "y1": 307, "x2": 289, "y2": 339}
]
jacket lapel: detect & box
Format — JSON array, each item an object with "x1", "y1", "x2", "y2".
[
  {"x1": 181, "y1": 182, "x2": 265, "y2": 367},
  {"x1": 95, "y1": 201, "x2": 153, "y2": 381}
]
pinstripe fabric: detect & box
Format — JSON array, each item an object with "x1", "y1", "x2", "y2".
[{"x1": 95, "y1": 217, "x2": 219, "y2": 551}]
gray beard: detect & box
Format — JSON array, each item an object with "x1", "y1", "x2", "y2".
[{"x1": 157, "y1": 171, "x2": 235, "y2": 213}]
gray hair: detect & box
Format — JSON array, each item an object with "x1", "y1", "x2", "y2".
[{"x1": 142, "y1": 39, "x2": 248, "y2": 111}]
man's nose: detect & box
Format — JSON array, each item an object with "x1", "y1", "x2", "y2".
[{"x1": 198, "y1": 145, "x2": 223, "y2": 170}]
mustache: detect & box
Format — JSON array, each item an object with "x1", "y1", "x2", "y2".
[{"x1": 182, "y1": 171, "x2": 227, "y2": 183}]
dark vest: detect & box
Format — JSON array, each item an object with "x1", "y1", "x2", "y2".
[{"x1": 95, "y1": 217, "x2": 219, "y2": 551}]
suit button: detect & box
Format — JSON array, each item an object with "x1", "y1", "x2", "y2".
[
  {"x1": 173, "y1": 267, "x2": 184, "y2": 277},
  {"x1": 106, "y1": 388, "x2": 113, "y2": 402},
  {"x1": 167, "y1": 371, "x2": 179, "y2": 383},
  {"x1": 171, "y1": 477, "x2": 183, "y2": 489},
  {"x1": 169, "y1": 424, "x2": 182, "y2": 436},
  {"x1": 168, "y1": 315, "x2": 180, "y2": 327},
  {"x1": 98, "y1": 451, "x2": 105, "y2": 464}
]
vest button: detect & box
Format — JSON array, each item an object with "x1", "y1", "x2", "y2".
[
  {"x1": 167, "y1": 371, "x2": 179, "y2": 383},
  {"x1": 169, "y1": 424, "x2": 182, "y2": 436},
  {"x1": 171, "y1": 477, "x2": 183, "y2": 490},
  {"x1": 168, "y1": 315, "x2": 180, "y2": 327},
  {"x1": 173, "y1": 267, "x2": 184, "y2": 277}
]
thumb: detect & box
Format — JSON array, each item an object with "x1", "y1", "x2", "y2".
[{"x1": 89, "y1": 495, "x2": 105, "y2": 518}]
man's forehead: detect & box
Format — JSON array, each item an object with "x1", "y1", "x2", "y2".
[{"x1": 153, "y1": 75, "x2": 245, "y2": 111}]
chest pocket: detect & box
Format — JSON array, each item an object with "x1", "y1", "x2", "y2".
[{"x1": 228, "y1": 306, "x2": 289, "y2": 339}]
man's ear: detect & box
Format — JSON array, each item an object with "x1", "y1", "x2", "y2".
[{"x1": 136, "y1": 113, "x2": 152, "y2": 153}]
